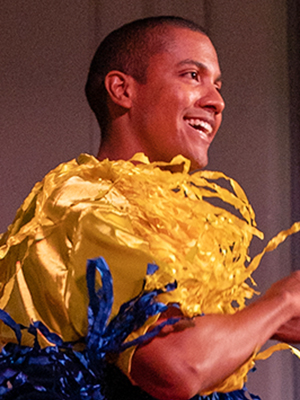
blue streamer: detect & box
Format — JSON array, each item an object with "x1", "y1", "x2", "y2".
[
  {"x1": 146, "y1": 263, "x2": 159, "y2": 275},
  {"x1": 0, "y1": 257, "x2": 261, "y2": 400}
]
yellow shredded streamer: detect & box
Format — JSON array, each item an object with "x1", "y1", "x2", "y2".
[{"x1": 0, "y1": 153, "x2": 299, "y2": 394}]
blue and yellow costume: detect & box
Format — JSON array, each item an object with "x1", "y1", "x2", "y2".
[{"x1": 0, "y1": 153, "x2": 299, "y2": 399}]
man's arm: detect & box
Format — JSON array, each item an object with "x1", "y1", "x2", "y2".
[{"x1": 131, "y1": 271, "x2": 300, "y2": 400}]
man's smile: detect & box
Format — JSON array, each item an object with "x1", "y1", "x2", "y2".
[{"x1": 184, "y1": 117, "x2": 214, "y2": 138}]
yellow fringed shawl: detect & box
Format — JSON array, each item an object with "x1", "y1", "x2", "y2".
[{"x1": 0, "y1": 153, "x2": 299, "y2": 394}]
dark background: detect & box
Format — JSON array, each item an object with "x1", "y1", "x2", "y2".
[
  {"x1": 1, "y1": 1, "x2": 299, "y2": 398},
  {"x1": 287, "y1": 0, "x2": 300, "y2": 398}
]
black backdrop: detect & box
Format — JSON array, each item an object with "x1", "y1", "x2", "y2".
[
  {"x1": 288, "y1": 2, "x2": 300, "y2": 268},
  {"x1": 288, "y1": 0, "x2": 300, "y2": 396}
]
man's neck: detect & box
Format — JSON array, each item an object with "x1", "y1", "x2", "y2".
[{"x1": 97, "y1": 125, "x2": 144, "y2": 162}]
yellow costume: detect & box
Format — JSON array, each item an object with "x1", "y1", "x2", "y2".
[{"x1": 0, "y1": 153, "x2": 299, "y2": 396}]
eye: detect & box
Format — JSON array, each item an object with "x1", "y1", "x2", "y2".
[
  {"x1": 188, "y1": 71, "x2": 199, "y2": 80},
  {"x1": 181, "y1": 71, "x2": 199, "y2": 81}
]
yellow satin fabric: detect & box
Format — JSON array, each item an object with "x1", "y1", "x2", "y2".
[{"x1": 0, "y1": 153, "x2": 299, "y2": 394}]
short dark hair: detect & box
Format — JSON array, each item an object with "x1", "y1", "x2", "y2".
[{"x1": 85, "y1": 16, "x2": 207, "y2": 135}]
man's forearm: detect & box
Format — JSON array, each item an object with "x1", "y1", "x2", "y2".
[{"x1": 131, "y1": 271, "x2": 300, "y2": 400}]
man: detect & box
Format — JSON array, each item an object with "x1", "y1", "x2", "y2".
[
  {"x1": 86, "y1": 16, "x2": 300, "y2": 398},
  {"x1": 1, "y1": 16, "x2": 300, "y2": 400}
]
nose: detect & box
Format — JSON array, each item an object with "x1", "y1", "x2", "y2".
[{"x1": 196, "y1": 86, "x2": 225, "y2": 115}]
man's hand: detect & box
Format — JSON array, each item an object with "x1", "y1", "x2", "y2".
[
  {"x1": 264, "y1": 271, "x2": 300, "y2": 315},
  {"x1": 272, "y1": 317, "x2": 300, "y2": 343},
  {"x1": 265, "y1": 271, "x2": 300, "y2": 342}
]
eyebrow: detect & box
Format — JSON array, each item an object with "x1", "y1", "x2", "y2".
[{"x1": 177, "y1": 59, "x2": 223, "y2": 84}]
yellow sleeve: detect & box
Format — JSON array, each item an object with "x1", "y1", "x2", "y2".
[{"x1": 0, "y1": 155, "x2": 158, "y2": 346}]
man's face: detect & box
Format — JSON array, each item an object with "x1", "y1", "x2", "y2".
[{"x1": 130, "y1": 27, "x2": 225, "y2": 170}]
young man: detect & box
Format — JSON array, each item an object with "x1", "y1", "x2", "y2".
[{"x1": 0, "y1": 16, "x2": 300, "y2": 400}]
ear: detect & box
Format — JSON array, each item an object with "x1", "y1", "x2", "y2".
[{"x1": 104, "y1": 71, "x2": 134, "y2": 109}]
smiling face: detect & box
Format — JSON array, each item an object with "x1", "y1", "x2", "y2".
[{"x1": 130, "y1": 27, "x2": 225, "y2": 170}]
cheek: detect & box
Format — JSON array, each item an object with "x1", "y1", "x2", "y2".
[
  {"x1": 160, "y1": 96, "x2": 185, "y2": 119},
  {"x1": 186, "y1": 87, "x2": 203, "y2": 107},
  {"x1": 172, "y1": 86, "x2": 196, "y2": 110}
]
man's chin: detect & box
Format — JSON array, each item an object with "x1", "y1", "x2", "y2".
[{"x1": 188, "y1": 154, "x2": 208, "y2": 172}]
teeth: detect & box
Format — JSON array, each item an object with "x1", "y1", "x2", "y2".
[{"x1": 185, "y1": 118, "x2": 213, "y2": 134}]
